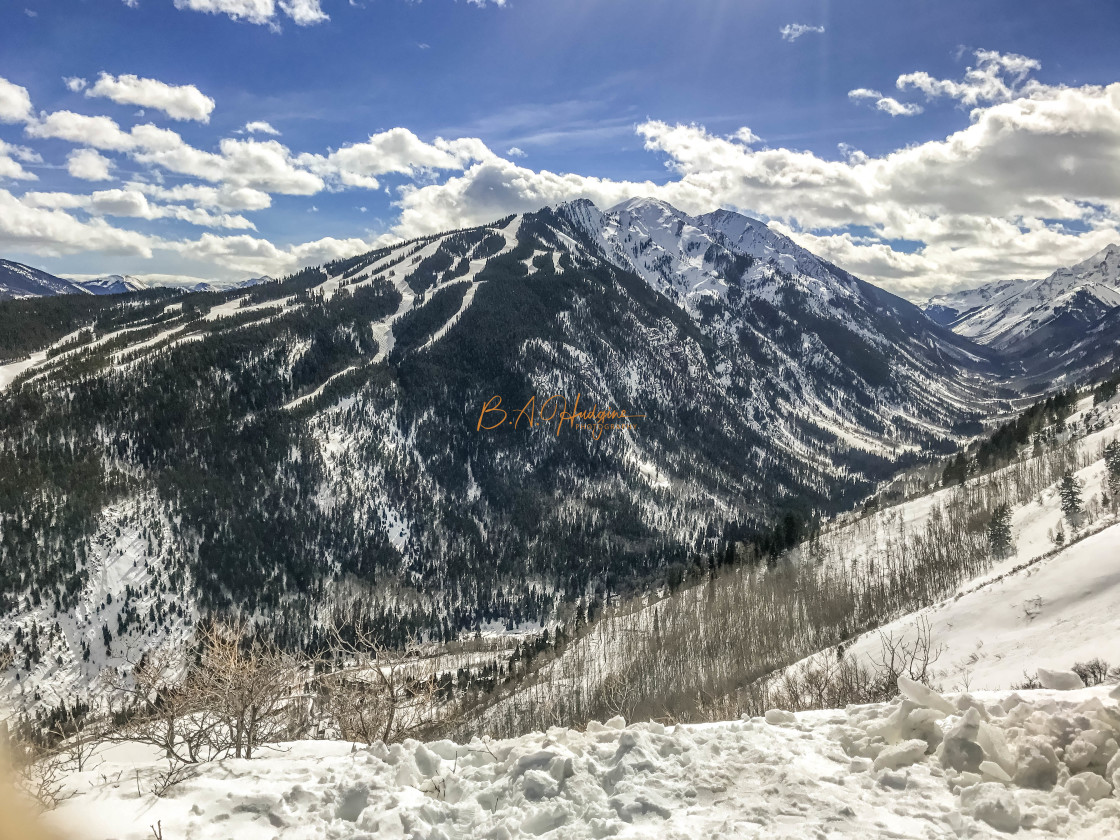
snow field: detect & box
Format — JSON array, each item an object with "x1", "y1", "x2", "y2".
[{"x1": 46, "y1": 683, "x2": 1120, "y2": 839}]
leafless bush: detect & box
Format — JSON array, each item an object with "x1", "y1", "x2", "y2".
[
  {"x1": 318, "y1": 623, "x2": 447, "y2": 745},
  {"x1": 597, "y1": 672, "x2": 639, "y2": 722},
  {"x1": 105, "y1": 618, "x2": 311, "y2": 767},
  {"x1": 1071, "y1": 658, "x2": 1111, "y2": 687},
  {"x1": 869, "y1": 616, "x2": 943, "y2": 688},
  {"x1": 740, "y1": 617, "x2": 943, "y2": 716},
  {"x1": 149, "y1": 759, "x2": 199, "y2": 798},
  {"x1": 14, "y1": 753, "x2": 71, "y2": 812}
]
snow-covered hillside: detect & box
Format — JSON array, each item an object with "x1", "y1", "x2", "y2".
[
  {"x1": 0, "y1": 259, "x2": 83, "y2": 299},
  {"x1": 924, "y1": 243, "x2": 1120, "y2": 350}
]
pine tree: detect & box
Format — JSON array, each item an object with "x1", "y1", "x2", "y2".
[
  {"x1": 1104, "y1": 440, "x2": 1120, "y2": 502},
  {"x1": 1059, "y1": 471, "x2": 1084, "y2": 525},
  {"x1": 987, "y1": 503, "x2": 1013, "y2": 557}
]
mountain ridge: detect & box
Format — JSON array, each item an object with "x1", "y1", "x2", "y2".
[{"x1": 923, "y1": 243, "x2": 1120, "y2": 351}]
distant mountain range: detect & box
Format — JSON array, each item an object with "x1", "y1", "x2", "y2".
[
  {"x1": 923, "y1": 244, "x2": 1120, "y2": 377},
  {"x1": 0, "y1": 259, "x2": 270, "y2": 299}
]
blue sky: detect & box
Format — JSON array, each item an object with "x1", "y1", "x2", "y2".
[{"x1": 2, "y1": 0, "x2": 1120, "y2": 298}]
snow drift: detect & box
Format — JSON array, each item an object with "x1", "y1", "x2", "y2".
[{"x1": 48, "y1": 682, "x2": 1120, "y2": 839}]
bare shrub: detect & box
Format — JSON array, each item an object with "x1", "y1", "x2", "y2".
[
  {"x1": 318, "y1": 623, "x2": 447, "y2": 745},
  {"x1": 1071, "y1": 658, "x2": 1111, "y2": 687},
  {"x1": 740, "y1": 617, "x2": 943, "y2": 716},
  {"x1": 106, "y1": 618, "x2": 310, "y2": 768}
]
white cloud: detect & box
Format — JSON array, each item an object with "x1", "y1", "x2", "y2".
[
  {"x1": 8, "y1": 50, "x2": 1120, "y2": 300},
  {"x1": 172, "y1": 0, "x2": 327, "y2": 26},
  {"x1": 218, "y1": 137, "x2": 324, "y2": 193},
  {"x1": 22, "y1": 188, "x2": 255, "y2": 230},
  {"x1": 27, "y1": 112, "x2": 324, "y2": 197},
  {"x1": 299, "y1": 128, "x2": 489, "y2": 189},
  {"x1": 0, "y1": 140, "x2": 39, "y2": 181},
  {"x1": 27, "y1": 111, "x2": 137, "y2": 150},
  {"x1": 67, "y1": 148, "x2": 114, "y2": 181},
  {"x1": 898, "y1": 49, "x2": 1042, "y2": 107},
  {"x1": 0, "y1": 77, "x2": 33, "y2": 123},
  {"x1": 507, "y1": 146, "x2": 526, "y2": 158},
  {"x1": 84, "y1": 72, "x2": 216, "y2": 122},
  {"x1": 848, "y1": 88, "x2": 923, "y2": 117},
  {"x1": 243, "y1": 120, "x2": 280, "y2": 135},
  {"x1": 384, "y1": 69, "x2": 1120, "y2": 299},
  {"x1": 0, "y1": 188, "x2": 156, "y2": 257},
  {"x1": 64, "y1": 77, "x2": 88, "y2": 93},
  {"x1": 173, "y1": 231, "x2": 368, "y2": 275},
  {"x1": 131, "y1": 181, "x2": 273, "y2": 212},
  {"x1": 278, "y1": 0, "x2": 328, "y2": 25},
  {"x1": 779, "y1": 23, "x2": 824, "y2": 43},
  {"x1": 173, "y1": 0, "x2": 277, "y2": 25}
]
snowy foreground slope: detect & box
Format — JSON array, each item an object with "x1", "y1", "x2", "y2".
[{"x1": 48, "y1": 684, "x2": 1120, "y2": 839}]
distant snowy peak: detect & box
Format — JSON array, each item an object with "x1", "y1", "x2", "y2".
[
  {"x1": 72, "y1": 274, "x2": 271, "y2": 296},
  {"x1": 923, "y1": 243, "x2": 1120, "y2": 350},
  {"x1": 75, "y1": 274, "x2": 149, "y2": 296},
  {"x1": 0, "y1": 259, "x2": 85, "y2": 299}
]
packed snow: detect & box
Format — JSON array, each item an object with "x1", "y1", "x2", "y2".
[{"x1": 45, "y1": 683, "x2": 1120, "y2": 839}]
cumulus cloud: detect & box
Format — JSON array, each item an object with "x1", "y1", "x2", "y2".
[
  {"x1": 131, "y1": 181, "x2": 274, "y2": 212},
  {"x1": 22, "y1": 187, "x2": 255, "y2": 229},
  {"x1": 172, "y1": 231, "x2": 369, "y2": 275},
  {"x1": 26, "y1": 111, "x2": 137, "y2": 150},
  {"x1": 278, "y1": 0, "x2": 328, "y2": 25},
  {"x1": 218, "y1": 137, "x2": 324, "y2": 193},
  {"x1": 779, "y1": 24, "x2": 824, "y2": 42},
  {"x1": 0, "y1": 77, "x2": 33, "y2": 123},
  {"x1": 67, "y1": 148, "x2": 115, "y2": 181},
  {"x1": 0, "y1": 188, "x2": 157, "y2": 257},
  {"x1": 299, "y1": 128, "x2": 489, "y2": 189},
  {"x1": 8, "y1": 50, "x2": 1120, "y2": 299},
  {"x1": 81, "y1": 72, "x2": 216, "y2": 122}
]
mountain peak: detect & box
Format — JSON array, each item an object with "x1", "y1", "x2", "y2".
[
  {"x1": 606, "y1": 196, "x2": 689, "y2": 219},
  {"x1": 1070, "y1": 242, "x2": 1120, "y2": 276}
]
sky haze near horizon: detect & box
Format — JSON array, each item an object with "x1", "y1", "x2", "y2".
[{"x1": 2, "y1": 0, "x2": 1120, "y2": 299}]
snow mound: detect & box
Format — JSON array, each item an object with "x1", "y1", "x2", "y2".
[{"x1": 49, "y1": 685, "x2": 1120, "y2": 839}]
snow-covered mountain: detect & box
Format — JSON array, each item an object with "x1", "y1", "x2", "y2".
[
  {"x1": 72, "y1": 274, "x2": 150, "y2": 296},
  {"x1": 924, "y1": 244, "x2": 1120, "y2": 352},
  {"x1": 0, "y1": 259, "x2": 84, "y2": 299},
  {"x1": 0, "y1": 199, "x2": 1017, "y2": 713}
]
